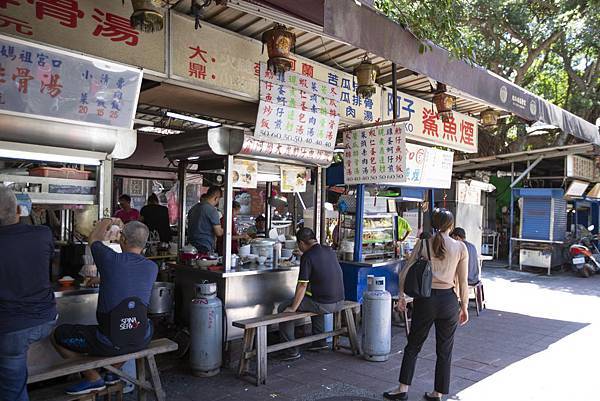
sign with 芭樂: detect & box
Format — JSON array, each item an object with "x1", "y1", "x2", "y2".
[
  {"x1": 0, "y1": 0, "x2": 165, "y2": 73},
  {"x1": 402, "y1": 143, "x2": 454, "y2": 189},
  {"x1": 382, "y1": 88, "x2": 478, "y2": 153},
  {"x1": 0, "y1": 34, "x2": 142, "y2": 129},
  {"x1": 343, "y1": 124, "x2": 406, "y2": 184},
  {"x1": 254, "y1": 63, "x2": 339, "y2": 153},
  {"x1": 170, "y1": 14, "x2": 382, "y2": 123}
]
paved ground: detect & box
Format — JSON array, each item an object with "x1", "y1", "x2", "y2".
[{"x1": 149, "y1": 264, "x2": 600, "y2": 401}]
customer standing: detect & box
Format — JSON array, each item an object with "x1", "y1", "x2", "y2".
[
  {"x1": 187, "y1": 186, "x2": 223, "y2": 253},
  {"x1": 140, "y1": 193, "x2": 172, "y2": 243},
  {"x1": 0, "y1": 186, "x2": 57, "y2": 401},
  {"x1": 450, "y1": 227, "x2": 481, "y2": 286},
  {"x1": 384, "y1": 209, "x2": 469, "y2": 401},
  {"x1": 113, "y1": 194, "x2": 140, "y2": 224}
]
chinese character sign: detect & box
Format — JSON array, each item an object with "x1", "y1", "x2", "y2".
[
  {"x1": 0, "y1": 34, "x2": 142, "y2": 128},
  {"x1": 343, "y1": 124, "x2": 406, "y2": 184},
  {"x1": 0, "y1": 0, "x2": 164, "y2": 73},
  {"x1": 280, "y1": 166, "x2": 308, "y2": 193},
  {"x1": 403, "y1": 143, "x2": 454, "y2": 189},
  {"x1": 383, "y1": 88, "x2": 478, "y2": 153},
  {"x1": 232, "y1": 159, "x2": 257, "y2": 189}
]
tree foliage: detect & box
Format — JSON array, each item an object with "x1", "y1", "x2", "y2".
[{"x1": 375, "y1": 0, "x2": 600, "y2": 153}]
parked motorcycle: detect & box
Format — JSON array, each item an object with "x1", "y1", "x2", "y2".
[{"x1": 568, "y1": 225, "x2": 600, "y2": 277}]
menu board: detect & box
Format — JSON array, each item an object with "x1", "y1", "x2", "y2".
[
  {"x1": 0, "y1": 34, "x2": 142, "y2": 129},
  {"x1": 254, "y1": 63, "x2": 339, "y2": 152},
  {"x1": 403, "y1": 143, "x2": 454, "y2": 189},
  {"x1": 343, "y1": 124, "x2": 406, "y2": 184},
  {"x1": 232, "y1": 160, "x2": 257, "y2": 189}
]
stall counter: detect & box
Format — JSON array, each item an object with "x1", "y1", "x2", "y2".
[
  {"x1": 340, "y1": 259, "x2": 403, "y2": 303},
  {"x1": 173, "y1": 264, "x2": 300, "y2": 341}
]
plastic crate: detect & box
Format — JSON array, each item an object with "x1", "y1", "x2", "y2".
[{"x1": 29, "y1": 167, "x2": 91, "y2": 180}]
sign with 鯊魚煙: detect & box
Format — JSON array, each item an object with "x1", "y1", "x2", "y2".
[
  {"x1": 343, "y1": 124, "x2": 406, "y2": 184},
  {"x1": 382, "y1": 88, "x2": 478, "y2": 153},
  {"x1": 0, "y1": 34, "x2": 142, "y2": 129}
]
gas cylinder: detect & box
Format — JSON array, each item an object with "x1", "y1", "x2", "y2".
[
  {"x1": 190, "y1": 281, "x2": 223, "y2": 377},
  {"x1": 362, "y1": 276, "x2": 391, "y2": 362}
]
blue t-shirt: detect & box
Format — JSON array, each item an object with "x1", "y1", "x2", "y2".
[
  {"x1": 0, "y1": 223, "x2": 56, "y2": 334},
  {"x1": 91, "y1": 242, "x2": 157, "y2": 314},
  {"x1": 464, "y1": 240, "x2": 480, "y2": 285},
  {"x1": 187, "y1": 202, "x2": 221, "y2": 252}
]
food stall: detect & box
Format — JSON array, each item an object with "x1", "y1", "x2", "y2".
[
  {"x1": 0, "y1": 34, "x2": 140, "y2": 370},
  {"x1": 160, "y1": 126, "x2": 331, "y2": 340}
]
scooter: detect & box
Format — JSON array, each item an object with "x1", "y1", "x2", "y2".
[{"x1": 569, "y1": 225, "x2": 600, "y2": 277}]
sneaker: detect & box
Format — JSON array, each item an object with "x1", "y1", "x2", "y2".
[
  {"x1": 65, "y1": 379, "x2": 106, "y2": 395},
  {"x1": 307, "y1": 341, "x2": 329, "y2": 352},
  {"x1": 275, "y1": 350, "x2": 301, "y2": 361},
  {"x1": 104, "y1": 372, "x2": 121, "y2": 385}
]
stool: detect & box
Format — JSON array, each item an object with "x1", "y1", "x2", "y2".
[
  {"x1": 469, "y1": 281, "x2": 486, "y2": 316},
  {"x1": 392, "y1": 295, "x2": 413, "y2": 336}
]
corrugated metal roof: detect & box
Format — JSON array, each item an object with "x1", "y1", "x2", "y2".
[{"x1": 198, "y1": 2, "x2": 495, "y2": 118}]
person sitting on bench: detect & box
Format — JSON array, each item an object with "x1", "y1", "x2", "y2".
[
  {"x1": 53, "y1": 219, "x2": 158, "y2": 395},
  {"x1": 277, "y1": 228, "x2": 345, "y2": 361}
]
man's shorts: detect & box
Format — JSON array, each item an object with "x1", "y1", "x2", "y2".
[{"x1": 54, "y1": 324, "x2": 122, "y2": 357}]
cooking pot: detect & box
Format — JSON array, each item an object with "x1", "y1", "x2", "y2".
[
  {"x1": 251, "y1": 239, "x2": 277, "y2": 260},
  {"x1": 149, "y1": 282, "x2": 174, "y2": 315}
]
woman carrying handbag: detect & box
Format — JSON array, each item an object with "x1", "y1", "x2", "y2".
[{"x1": 384, "y1": 208, "x2": 469, "y2": 401}]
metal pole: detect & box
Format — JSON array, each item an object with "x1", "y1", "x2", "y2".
[
  {"x1": 392, "y1": 63, "x2": 398, "y2": 120},
  {"x1": 339, "y1": 116, "x2": 410, "y2": 133},
  {"x1": 97, "y1": 160, "x2": 112, "y2": 219},
  {"x1": 353, "y1": 184, "x2": 365, "y2": 261},
  {"x1": 509, "y1": 162, "x2": 514, "y2": 269},
  {"x1": 177, "y1": 161, "x2": 188, "y2": 251},
  {"x1": 315, "y1": 167, "x2": 323, "y2": 243},
  {"x1": 510, "y1": 156, "x2": 543, "y2": 188},
  {"x1": 265, "y1": 182, "x2": 272, "y2": 232},
  {"x1": 319, "y1": 167, "x2": 327, "y2": 244},
  {"x1": 223, "y1": 155, "x2": 234, "y2": 271}
]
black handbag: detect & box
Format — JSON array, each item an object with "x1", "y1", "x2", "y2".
[{"x1": 403, "y1": 239, "x2": 433, "y2": 298}]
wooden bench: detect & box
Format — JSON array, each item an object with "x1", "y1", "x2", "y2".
[
  {"x1": 30, "y1": 382, "x2": 124, "y2": 401},
  {"x1": 28, "y1": 338, "x2": 178, "y2": 401},
  {"x1": 233, "y1": 300, "x2": 360, "y2": 386}
]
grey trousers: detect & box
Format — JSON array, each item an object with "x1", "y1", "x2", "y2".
[{"x1": 277, "y1": 297, "x2": 344, "y2": 354}]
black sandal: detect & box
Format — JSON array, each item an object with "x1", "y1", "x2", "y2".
[
  {"x1": 383, "y1": 391, "x2": 408, "y2": 401},
  {"x1": 423, "y1": 392, "x2": 442, "y2": 401}
]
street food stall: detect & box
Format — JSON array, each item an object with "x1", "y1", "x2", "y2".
[
  {"x1": 0, "y1": 34, "x2": 141, "y2": 370},
  {"x1": 160, "y1": 126, "x2": 332, "y2": 340}
]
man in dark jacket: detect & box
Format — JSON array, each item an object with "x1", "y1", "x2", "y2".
[{"x1": 0, "y1": 186, "x2": 57, "y2": 401}]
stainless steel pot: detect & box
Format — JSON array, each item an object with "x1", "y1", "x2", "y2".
[{"x1": 149, "y1": 282, "x2": 174, "y2": 315}]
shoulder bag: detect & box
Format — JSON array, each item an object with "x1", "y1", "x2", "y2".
[{"x1": 403, "y1": 239, "x2": 433, "y2": 298}]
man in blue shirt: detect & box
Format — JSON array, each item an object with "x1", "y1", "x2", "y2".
[
  {"x1": 53, "y1": 219, "x2": 157, "y2": 395},
  {"x1": 187, "y1": 186, "x2": 223, "y2": 253},
  {"x1": 451, "y1": 227, "x2": 480, "y2": 285},
  {"x1": 0, "y1": 186, "x2": 57, "y2": 401}
]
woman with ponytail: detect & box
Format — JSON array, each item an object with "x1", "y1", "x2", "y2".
[{"x1": 384, "y1": 208, "x2": 469, "y2": 401}]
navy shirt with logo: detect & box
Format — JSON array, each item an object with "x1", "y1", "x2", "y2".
[
  {"x1": 0, "y1": 223, "x2": 56, "y2": 334},
  {"x1": 298, "y1": 244, "x2": 345, "y2": 304}
]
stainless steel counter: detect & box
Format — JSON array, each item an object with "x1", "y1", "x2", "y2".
[
  {"x1": 173, "y1": 264, "x2": 299, "y2": 341},
  {"x1": 28, "y1": 286, "x2": 99, "y2": 373},
  {"x1": 341, "y1": 258, "x2": 404, "y2": 268}
]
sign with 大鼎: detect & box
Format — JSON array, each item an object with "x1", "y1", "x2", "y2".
[
  {"x1": 0, "y1": 34, "x2": 142, "y2": 129},
  {"x1": 382, "y1": 88, "x2": 478, "y2": 153},
  {"x1": 343, "y1": 124, "x2": 406, "y2": 184},
  {"x1": 254, "y1": 63, "x2": 339, "y2": 152}
]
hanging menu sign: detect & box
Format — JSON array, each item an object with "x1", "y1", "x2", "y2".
[
  {"x1": 0, "y1": 34, "x2": 142, "y2": 129},
  {"x1": 254, "y1": 63, "x2": 339, "y2": 152},
  {"x1": 403, "y1": 143, "x2": 454, "y2": 189},
  {"x1": 343, "y1": 124, "x2": 406, "y2": 184}
]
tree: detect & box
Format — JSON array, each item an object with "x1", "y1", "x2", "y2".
[{"x1": 375, "y1": 0, "x2": 600, "y2": 153}]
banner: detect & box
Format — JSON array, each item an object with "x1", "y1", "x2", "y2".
[
  {"x1": 0, "y1": 34, "x2": 142, "y2": 129},
  {"x1": 0, "y1": 0, "x2": 165, "y2": 73},
  {"x1": 343, "y1": 124, "x2": 406, "y2": 184},
  {"x1": 382, "y1": 88, "x2": 478, "y2": 153},
  {"x1": 402, "y1": 143, "x2": 454, "y2": 189}
]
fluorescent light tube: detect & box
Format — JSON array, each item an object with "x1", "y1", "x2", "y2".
[
  {"x1": 0, "y1": 148, "x2": 101, "y2": 166},
  {"x1": 166, "y1": 111, "x2": 221, "y2": 127}
]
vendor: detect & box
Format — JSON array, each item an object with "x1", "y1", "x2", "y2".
[
  {"x1": 140, "y1": 193, "x2": 172, "y2": 243},
  {"x1": 248, "y1": 214, "x2": 267, "y2": 238},
  {"x1": 217, "y1": 201, "x2": 249, "y2": 256},
  {"x1": 397, "y1": 215, "x2": 412, "y2": 242},
  {"x1": 113, "y1": 194, "x2": 140, "y2": 224},
  {"x1": 187, "y1": 186, "x2": 223, "y2": 253}
]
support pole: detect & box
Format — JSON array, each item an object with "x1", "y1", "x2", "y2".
[
  {"x1": 177, "y1": 161, "x2": 188, "y2": 251},
  {"x1": 353, "y1": 184, "x2": 365, "y2": 262},
  {"x1": 223, "y1": 155, "x2": 234, "y2": 271},
  {"x1": 319, "y1": 167, "x2": 327, "y2": 244},
  {"x1": 510, "y1": 156, "x2": 543, "y2": 188},
  {"x1": 265, "y1": 182, "x2": 272, "y2": 232},
  {"x1": 509, "y1": 162, "x2": 514, "y2": 269},
  {"x1": 392, "y1": 63, "x2": 398, "y2": 119},
  {"x1": 315, "y1": 167, "x2": 323, "y2": 243}
]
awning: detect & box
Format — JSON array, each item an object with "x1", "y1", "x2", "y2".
[{"x1": 321, "y1": 0, "x2": 599, "y2": 144}]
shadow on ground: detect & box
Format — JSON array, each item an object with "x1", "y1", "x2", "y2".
[{"x1": 143, "y1": 306, "x2": 586, "y2": 401}]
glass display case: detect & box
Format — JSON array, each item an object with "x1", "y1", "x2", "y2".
[{"x1": 339, "y1": 212, "x2": 397, "y2": 260}]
